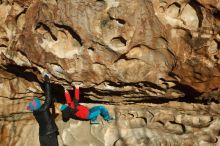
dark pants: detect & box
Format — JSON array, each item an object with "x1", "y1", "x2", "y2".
[{"x1": 39, "y1": 133, "x2": 58, "y2": 146}]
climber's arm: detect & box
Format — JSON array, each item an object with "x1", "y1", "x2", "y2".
[
  {"x1": 64, "y1": 89, "x2": 75, "y2": 108},
  {"x1": 75, "y1": 86, "x2": 80, "y2": 101},
  {"x1": 39, "y1": 74, "x2": 53, "y2": 111}
]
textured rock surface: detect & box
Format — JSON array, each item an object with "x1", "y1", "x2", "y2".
[
  {"x1": 0, "y1": 0, "x2": 220, "y2": 99},
  {"x1": 1, "y1": 103, "x2": 220, "y2": 146},
  {"x1": 0, "y1": 0, "x2": 220, "y2": 145}
]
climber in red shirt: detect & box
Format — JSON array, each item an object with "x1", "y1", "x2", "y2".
[{"x1": 60, "y1": 85, "x2": 113, "y2": 124}]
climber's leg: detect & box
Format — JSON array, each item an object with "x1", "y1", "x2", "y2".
[
  {"x1": 88, "y1": 106, "x2": 101, "y2": 124},
  {"x1": 39, "y1": 132, "x2": 58, "y2": 146},
  {"x1": 98, "y1": 106, "x2": 113, "y2": 121}
]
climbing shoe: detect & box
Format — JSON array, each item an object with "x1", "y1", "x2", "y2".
[
  {"x1": 106, "y1": 117, "x2": 114, "y2": 122},
  {"x1": 90, "y1": 120, "x2": 100, "y2": 124}
]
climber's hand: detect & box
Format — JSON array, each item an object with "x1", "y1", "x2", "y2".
[
  {"x1": 42, "y1": 71, "x2": 51, "y2": 82},
  {"x1": 75, "y1": 85, "x2": 79, "y2": 89},
  {"x1": 44, "y1": 74, "x2": 50, "y2": 82},
  {"x1": 72, "y1": 82, "x2": 83, "y2": 88},
  {"x1": 63, "y1": 85, "x2": 73, "y2": 91}
]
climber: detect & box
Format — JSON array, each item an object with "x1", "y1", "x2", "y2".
[
  {"x1": 59, "y1": 85, "x2": 113, "y2": 124},
  {"x1": 26, "y1": 74, "x2": 59, "y2": 146}
]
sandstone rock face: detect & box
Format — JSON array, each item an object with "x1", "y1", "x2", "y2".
[
  {"x1": 0, "y1": 0, "x2": 220, "y2": 146},
  {"x1": 2, "y1": 103, "x2": 220, "y2": 146},
  {"x1": 0, "y1": 0, "x2": 220, "y2": 99}
]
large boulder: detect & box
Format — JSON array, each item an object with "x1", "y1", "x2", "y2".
[{"x1": 0, "y1": 0, "x2": 220, "y2": 145}]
